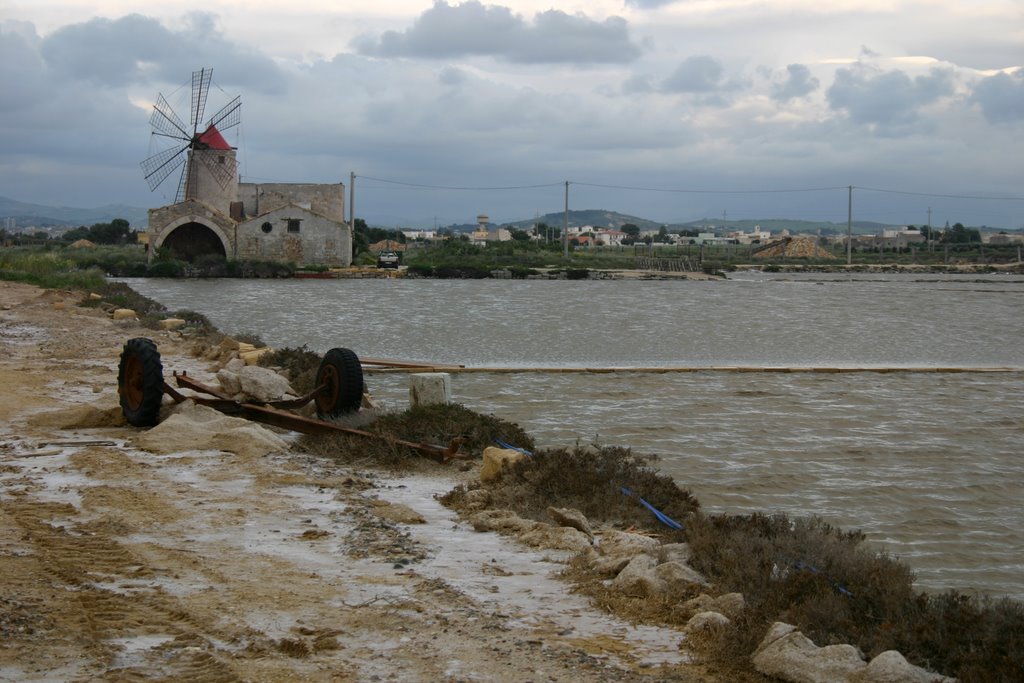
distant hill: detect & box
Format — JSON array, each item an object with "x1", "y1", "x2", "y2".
[{"x1": 0, "y1": 196, "x2": 149, "y2": 229}]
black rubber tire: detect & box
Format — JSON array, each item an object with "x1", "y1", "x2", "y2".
[
  {"x1": 118, "y1": 337, "x2": 164, "y2": 427},
  {"x1": 314, "y1": 347, "x2": 364, "y2": 418}
]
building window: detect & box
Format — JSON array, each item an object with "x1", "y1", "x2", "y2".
[
  {"x1": 261, "y1": 222, "x2": 273, "y2": 234},
  {"x1": 218, "y1": 155, "x2": 225, "y2": 164},
  {"x1": 287, "y1": 219, "x2": 301, "y2": 233}
]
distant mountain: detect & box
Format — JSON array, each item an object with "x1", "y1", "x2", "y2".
[{"x1": 0, "y1": 196, "x2": 149, "y2": 229}]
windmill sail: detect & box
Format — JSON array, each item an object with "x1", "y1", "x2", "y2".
[{"x1": 140, "y1": 68, "x2": 240, "y2": 203}]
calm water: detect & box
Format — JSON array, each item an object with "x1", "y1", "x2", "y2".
[{"x1": 121, "y1": 274, "x2": 1024, "y2": 598}]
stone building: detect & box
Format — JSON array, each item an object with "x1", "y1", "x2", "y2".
[{"x1": 146, "y1": 140, "x2": 351, "y2": 267}]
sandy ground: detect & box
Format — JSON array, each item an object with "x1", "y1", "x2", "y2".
[{"x1": 0, "y1": 281, "x2": 707, "y2": 682}]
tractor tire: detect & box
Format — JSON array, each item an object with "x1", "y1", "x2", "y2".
[
  {"x1": 314, "y1": 347, "x2": 364, "y2": 418},
  {"x1": 118, "y1": 337, "x2": 164, "y2": 427}
]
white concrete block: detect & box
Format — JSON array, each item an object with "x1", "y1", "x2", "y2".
[{"x1": 409, "y1": 373, "x2": 451, "y2": 407}]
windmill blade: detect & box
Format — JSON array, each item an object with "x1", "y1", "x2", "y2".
[
  {"x1": 197, "y1": 151, "x2": 238, "y2": 190},
  {"x1": 206, "y1": 95, "x2": 241, "y2": 133},
  {"x1": 191, "y1": 68, "x2": 213, "y2": 133},
  {"x1": 149, "y1": 93, "x2": 190, "y2": 140},
  {"x1": 140, "y1": 145, "x2": 188, "y2": 190},
  {"x1": 175, "y1": 160, "x2": 189, "y2": 204}
]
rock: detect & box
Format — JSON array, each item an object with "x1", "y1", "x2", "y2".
[
  {"x1": 112, "y1": 308, "x2": 138, "y2": 321},
  {"x1": 216, "y1": 369, "x2": 242, "y2": 396},
  {"x1": 713, "y1": 592, "x2": 746, "y2": 619},
  {"x1": 235, "y1": 365, "x2": 294, "y2": 402},
  {"x1": 367, "y1": 500, "x2": 426, "y2": 525},
  {"x1": 468, "y1": 509, "x2": 539, "y2": 535},
  {"x1": 655, "y1": 561, "x2": 707, "y2": 592},
  {"x1": 517, "y1": 525, "x2": 592, "y2": 553},
  {"x1": 660, "y1": 542, "x2": 692, "y2": 565},
  {"x1": 159, "y1": 318, "x2": 186, "y2": 331},
  {"x1": 850, "y1": 650, "x2": 956, "y2": 683},
  {"x1": 752, "y1": 627, "x2": 866, "y2": 683},
  {"x1": 547, "y1": 506, "x2": 593, "y2": 538},
  {"x1": 755, "y1": 622, "x2": 799, "y2": 654},
  {"x1": 409, "y1": 373, "x2": 451, "y2": 407},
  {"x1": 597, "y1": 529, "x2": 660, "y2": 558},
  {"x1": 480, "y1": 446, "x2": 527, "y2": 482},
  {"x1": 611, "y1": 555, "x2": 664, "y2": 597},
  {"x1": 219, "y1": 337, "x2": 241, "y2": 351},
  {"x1": 224, "y1": 358, "x2": 245, "y2": 372},
  {"x1": 684, "y1": 611, "x2": 731, "y2": 635},
  {"x1": 133, "y1": 401, "x2": 289, "y2": 458},
  {"x1": 675, "y1": 593, "x2": 717, "y2": 620}
]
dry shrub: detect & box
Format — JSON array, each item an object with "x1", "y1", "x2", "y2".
[
  {"x1": 298, "y1": 403, "x2": 533, "y2": 468},
  {"x1": 442, "y1": 444, "x2": 699, "y2": 531},
  {"x1": 258, "y1": 345, "x2": 322, "y2": 395},
  {"x1": 685, "y1": 510, "x2": 1024, "y2": 682}
]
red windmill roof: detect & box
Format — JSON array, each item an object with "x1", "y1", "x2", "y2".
[{"x1": 198, "y1": 125, "x2": 231, "y2": 150}]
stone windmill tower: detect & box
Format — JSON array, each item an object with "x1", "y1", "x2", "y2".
[{"x1": 140, "y1": 68, "x2": 241, "y2": 216}]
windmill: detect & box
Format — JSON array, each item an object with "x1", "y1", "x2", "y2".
[{"x1": 141, "y1": 68, "x2": 241, "y2": 205}]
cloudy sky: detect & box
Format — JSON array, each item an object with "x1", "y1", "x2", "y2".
[{"x1": 2, "y1": 0, "x2": 1022, "y2": 228}]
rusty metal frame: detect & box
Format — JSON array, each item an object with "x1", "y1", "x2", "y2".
[{"x1": 165, "y1": 371, "x2": 465, "y2": 463}]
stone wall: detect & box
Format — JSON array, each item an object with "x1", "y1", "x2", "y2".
[
  {"x1": 237, "y1": 205, "x2": 351, "y2": 266},
  {"x1": 237, "y1": 183, "x2": 345, "y2": 223}
]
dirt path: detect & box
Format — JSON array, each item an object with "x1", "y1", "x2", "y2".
[{"x1": 0, "y1": 281, "x2": 705, "y2": 682}]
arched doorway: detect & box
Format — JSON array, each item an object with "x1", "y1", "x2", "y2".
[{"x1": 160, "y1": 222, "x2": 228, "y2": 262}]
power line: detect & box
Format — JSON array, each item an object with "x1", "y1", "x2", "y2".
[
  {"x1": 854, "y1": 186, "x2": 1024, "y2": 201},
  {"x1": 357, "y1": 176, "x2": 563, "y2": 191},
  {"x1": 572, "y1": 182, "x2": 848, "y2": 195}
]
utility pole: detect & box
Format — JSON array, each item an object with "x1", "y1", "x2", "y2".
[
  {"x1": 846, "y1": 185, "x2": 853, "y2": 265},
  {"x1": 563, "y1": 181, "x2": 569, "y2": 258},
  {"x1": 927, "y1": 206, "x2": 933, "y2": 252}
]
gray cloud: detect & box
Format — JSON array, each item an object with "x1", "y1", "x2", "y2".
[
  {"x1": 353, "y1": 1, "x2": 640, "y2": 64},
  {"x1": 38, "y1": 13, "x2": 286, "y2": 93},
  {"x1": 970, "y1": 70, "x2": 1024, "y2": 123},
  {"x1": 771, "y1": 63, "x2": 819, "y2": 102},
  {"x1": 624, "y1": 0, "x2": 678, "y2": 7},
  {"x1": 661, "y1": 55, "x2": 724, "y2": 93},
  {"x1": 827, "y1": 66, "x2": 955, "y2": 126}
]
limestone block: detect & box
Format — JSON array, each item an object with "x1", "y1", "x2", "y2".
[
  {"x1": 517, "y1": 524, "x2": 593, "y2": 553},
  {"x1": 684, "y1": 611, "x2": 731, "y2": 635},
  {"x1": 660, "y1": 542, "x2": 693, "y2": 565},
  {"x1": 480, "y1": 446, "x2": 526, "y2": 482},
  {"x1": 752, "y1": 629, "x2": 866, "y2": 683},
  {"x1": 597, "y1": 529, "x2": 661, "y2": 559},
  {"x1": 547, "y1": 506, "x2": 594, "y2": 538},
  {"x1": 112, "y1": 308, "x2": 138, "y2": 320},
  {"x1": 367, "y1": 499, "x2": 426, "y2": 525},
  {"x1": 468, "y1": 509, "x2": 538, "y2": 534},
  {"x1": 655, "y1": 560, "x2": 707, "y2": 591},
  {"x1": 224, "y1": 358, "x2": 246, "y2": 373},
  {"x1": 850, "y1": 650, "x2": 956, "y2": 683},
  {"x1": 611, "y1": 554, "x2": 664, "y2": 597},
  {"x1": 159, "y1": 318, "x2": 186, "y2": 331},
  {"x1": 409, "y1": 372, "x2": 451, "y2": 407},
  {"x1": 712, "y1": 592, "x2": 746, "y2": 619},
  {"x1": 216, "y1": 369, "x2": 242, "y2": 396},
  {"x1": 236, "y1": 365, "x2": 294, "y2": 402}
]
